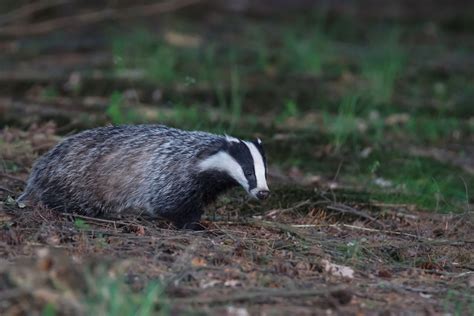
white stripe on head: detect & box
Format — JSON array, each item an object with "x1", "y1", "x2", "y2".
[
  {"x1": 198, "y1": 151, "x2": 249, "y2": 191},
  {"x1": 243, "y1": 141, "x2": 268, "y2": 195},
  {"x1": 225, "y1": 134, "x2": 240, "y2": 143}
]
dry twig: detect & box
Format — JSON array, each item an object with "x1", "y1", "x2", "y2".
[
  {"x1": 330, "y1": 223, "x2": 427, "y2": 240},
  {"x1": 173, "y1": 286, "x2": 349, "y2": 304},
  {"x1": 326, "y1": 203, "x2": 385, "y2": 228},
  {"x1": 0, "y1": 0, "x2": 70, "y2": 26},
  {"x1": 0, "y1": 0, "x2": 204, "y2": 37},
  {"x1": 264, "y1": 199, "x2": 313, "y2": 217},
  {"x1": 0, "y1": 173, "x2": 26, "y2": 185},
  {"x1": 0, "y1": 186, "x2": 15, "y2": 194}
]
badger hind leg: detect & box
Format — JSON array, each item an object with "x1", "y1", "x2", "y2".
[{"x1": 15, "y1": 191, "x2": 35, "y2": 208}]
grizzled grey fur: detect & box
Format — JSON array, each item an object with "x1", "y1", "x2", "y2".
[{"x1": 18, "y1": 125, "x2": 269, "y2": 229}]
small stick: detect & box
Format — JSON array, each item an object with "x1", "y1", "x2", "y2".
[
  {"x1": 326, "y1": 203, "x2": 385, "y2": 228},
  {"x1": 453, "y1": 271, "x2": 474, "y2": 278},
  {"x1": 61, "y1": 213, "x2": 128, "y2": 230},
  {"x1": 0, "y1": 173, "x2": 26, "y2": 184},
  {"x1": 330, "y1": 223, "x2": 428, "y2": 240},
  {"x1": 264, "y1": 199, "x2": 313, "y2": 216},
  {"x1": 172, "y1": 286, "x2": 348, "y2": 305},
  {"x1": 248, "y1": 219, "x2": 312, "y2": 242},
  {"x1": 364, "y1": 201, "x2": 415, "y2": 209},
  {"x1": 0, "y1": 186, "x2": 15, "y2": 194},
  {"x1": 0, "y1": 0, "x2": 203, "y2": 37},
  {"x1": 0, "y1": 289, "x2": 27, "y2": 300},
  {"x1": 0, "y1": 0, "x2": 69, "y2": 26}
]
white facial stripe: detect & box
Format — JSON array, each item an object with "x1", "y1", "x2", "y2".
[
  {"x1": 198, "y1": 151, "x2": 249, "y2": 191},
  {"x1": 244, "y1": 141, "x2": 268, "y2": 191}
]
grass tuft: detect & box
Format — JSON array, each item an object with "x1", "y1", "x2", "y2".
[
  {"x1": 361, "y1": 28, "x2": 405, "y2": 104},
  {"x1": 85, "y1": 269, "x2": 168, "y2": 316},
  {"x1": 323, "y1": 94, "x2": 361, "y2": 151}
]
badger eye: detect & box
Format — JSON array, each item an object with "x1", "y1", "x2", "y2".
[{"x1": 245, "y1": 171, "x2": 253, "y2": 177}]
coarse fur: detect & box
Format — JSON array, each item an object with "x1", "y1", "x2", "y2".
[{"x1": 18, "y1": 124, "x2": 269, "y2": 229}]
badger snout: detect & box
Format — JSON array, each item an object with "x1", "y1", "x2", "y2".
[{"x1": 256, "y1": 190, "x2": 270, "y2": 200}]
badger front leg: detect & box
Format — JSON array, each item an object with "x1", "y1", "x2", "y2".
[
  {"x1": 171, "y1": 209, "x2": 204, "y2": 230},
  {"x1": 168, "y1": 205, "x2": 204, "y2": 230}
]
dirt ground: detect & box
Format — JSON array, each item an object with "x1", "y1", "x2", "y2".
[{"x1": 0, "y1": 125, "x2": 473, "y2": 315}]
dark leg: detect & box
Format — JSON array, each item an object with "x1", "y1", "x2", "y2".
[
  {"x1": 179, "y1": 221, "x2": 205, "y2": 231},
  {"x1": 172, "y1": 210, "x2": 204, "y2": 231}
]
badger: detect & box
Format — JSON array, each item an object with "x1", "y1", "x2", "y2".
[{"x1": 17, "y1": 124, "x2": 270, "y2": 229}]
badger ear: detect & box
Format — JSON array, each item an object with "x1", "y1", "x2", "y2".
[{"x1": 253, "y1": 138, "x2": 263, "y2": 147}]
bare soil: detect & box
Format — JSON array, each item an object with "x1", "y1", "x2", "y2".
[{"x1": 1, "y1": 126, "x2": 473, "y2": 315}]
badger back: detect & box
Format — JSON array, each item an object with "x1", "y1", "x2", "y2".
[{"x1": 19, "y1": 125, "x2": 226, "y2": 214}]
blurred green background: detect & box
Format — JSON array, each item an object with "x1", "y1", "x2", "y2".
[{"x1": 0, "y1": 0, "x2": 473, "y2": 212}]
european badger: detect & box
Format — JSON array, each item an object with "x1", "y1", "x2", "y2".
[{"x1": 18, "y1": 124, "x2": 270, "y2": 229}]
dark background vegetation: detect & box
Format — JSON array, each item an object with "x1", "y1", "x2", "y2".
[{"x1": 0, "y1": 1, "x2": 473, "y2": 315}]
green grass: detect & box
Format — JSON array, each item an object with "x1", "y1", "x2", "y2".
[
  {"x1": 111, "y1": 29, "x2": 248, "y2": 132},
  {"x1": 228, "y1": 60, "x2": 244, "y2": 131},
  {"x1": 403, "y1": 116, "x2": 462, "y2": 143},
  {"x1": 280, "y1": 26, "x2": 332, "y2": 76},
  {"x1": 323, "y1": 94, "x2": 361, "y2": 151},
  {"x1": 106, "y1": 21, "x2": 472, "y2": 216},
  {"x1": 276, "y1": 99, "x2": 299, "y2": 124},
  {"x1": 207, "y1": 51, "x2": 245, "y2": 132},
  {"x1": 106, "y1": 91, "x2": 139, "y2": 125},
  {"x1": 358, "y1": 153, "x2": 473, "y2": 213},
  {"x1": 243, "y1": 24, "x2": 272, "y2": 73},
  {"x1": 320, "y1": 94, "x2": 464, "y2": 150},
  {"x1": 161, "y1": 103, "x2": 205, "y2": 130},
  {"x1": 147, "y1": 44, "x2": 178, "y2": 83},
  {"x1": 443, "y1": 289, "x2": 474, "y2": 316},
  {"x1": 343, "y1": 239, "x2": 366, "y2": 263},
  {"x1": 112, "y1": 29, "x2": 187, "y2": 85},
  {"x1": 85, "y1": 270, "x2": 169, "y2": 316},
  {"x1": 360, "y1": 28, "x2": 405, "y2": 105},
  {"x1": 42, "y1": 303, "x2": 56, "y2": 316},
  {"x1": 40, "y1": 86, "x2": 60, "y2": 100},
  {"x1": 74, "y1": 218, "x2": 91, "y2": 230},
  {"x1": 266, "y1": 128, "x2": 472, "y2": 213}
]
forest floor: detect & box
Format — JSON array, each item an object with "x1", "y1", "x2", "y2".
[{"x1": 1, "y1": 2, "x2": 474, "y2": 315}]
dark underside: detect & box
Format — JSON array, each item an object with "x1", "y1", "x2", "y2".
[{"x1": 169, "y1": 170, "x2": 239, "y2": 229}]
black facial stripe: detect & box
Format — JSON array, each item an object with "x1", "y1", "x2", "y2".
[{"x1": 227, "y1": 141, "x2": 257, "y2": 190}]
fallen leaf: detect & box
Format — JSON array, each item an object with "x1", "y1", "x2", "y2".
[
  {"x1": 322, "y1": 259, "x2": 354, "y2": 279},
  {"x1": 164, "y1": 31, "x2": 202, "y2": 48},
  {"x1": 136, "y1": 225, "x2": 145, "y2": 236},
  {"x1": 200, "y1": 279, "x2": 220, "y2": 289},
  {"x1": 224, "y1": 279, "x2": 241, "y2": 287},
  {"x1": 385, "y1": 113, "x2": 410, "y2": 126},
  {"x1": 377, "y1": 269, "x2": 392, "y2": 279},
  {"x1": 226, "y1": 306, "x2": 249, "y2": 316},
  {"x1": 374, "y1": 177, "x2": 393, "y2": 188},
  {"x1": 191, "y1": 257, "x2": 207, "y2": 267}
]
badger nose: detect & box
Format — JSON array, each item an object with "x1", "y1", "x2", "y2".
[{"x1": 256, "y1": 190, "x2": 270, "y2": 200}]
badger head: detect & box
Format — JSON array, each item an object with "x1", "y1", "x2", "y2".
[{"x1": 198, "y1": 135, "x2": 270, "y2": 200}]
